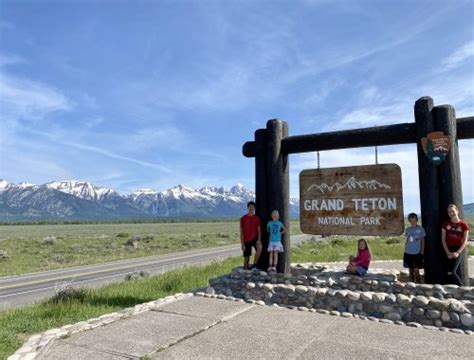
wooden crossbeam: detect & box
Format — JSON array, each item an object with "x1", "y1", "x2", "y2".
[{"x1": 242, "y1": 116, "x2": 474, "y2": 158}]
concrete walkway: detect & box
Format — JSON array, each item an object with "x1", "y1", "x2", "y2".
[{"x1": 38, "y1": 295, "x2": 473, "y2": 360}]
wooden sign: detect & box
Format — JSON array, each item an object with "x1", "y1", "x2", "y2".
[
  {"x1": 299, "y1": 164, "x2": 404, "y2": 236},
  {"x1": 421, "y1": 131, "x2": 451, "y2": 166}
]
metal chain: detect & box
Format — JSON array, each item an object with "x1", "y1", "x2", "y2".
[
  {"x1": 375, "y1": 146, "x2": 379, "y2": 165},
  {"x1": 317, "y1": 151, "x2": 320, "y2": 169}
]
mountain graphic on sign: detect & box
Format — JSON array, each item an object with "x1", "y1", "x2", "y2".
[{"x1": 306, "y1": 176, "x2": 391, "y2": 194}]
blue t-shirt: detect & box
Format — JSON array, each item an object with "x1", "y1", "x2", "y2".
[
  {"x1": 404, "y1": 225, "x2": 426, "y2": 255},
  {"x1": 267, "y1": 221, "x2": 284, "y2": 243}
]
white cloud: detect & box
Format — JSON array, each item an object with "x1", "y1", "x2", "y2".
[
  {"x1": 441, "y1": 40, "x2": 474, "y2": 72},
  {"x1": 0, "y1": 72, "x2": 72, "y2": 122}
]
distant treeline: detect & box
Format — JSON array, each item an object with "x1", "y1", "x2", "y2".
[
  {"x1": 0, "y1": 218, "x2": 237, "y2": 226},
  {"x1": 0, "y1": 217, "x2": 301, "y2": 226}
]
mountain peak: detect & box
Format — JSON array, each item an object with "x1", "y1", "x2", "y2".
[
  {"x1": 0, "y1": 179, "x2": 11, "y2": 192},
  {"x1": 0, "y1": 179, "x2": 299, "y2": 220}
]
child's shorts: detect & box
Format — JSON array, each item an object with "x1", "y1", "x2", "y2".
[
  {"x1": 356, "y1": 266, "x2": 368, "y2": 277},
  {"x1": 403, "y1": 253, "x2": 424, "y2": 269},
  {"x1": 268, "y1": 242, "x2": 284, "y2": 252}
]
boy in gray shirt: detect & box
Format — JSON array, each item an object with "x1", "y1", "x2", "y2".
[{"x1": 404, "y1": 213, "x2": 426, "y2": 283}]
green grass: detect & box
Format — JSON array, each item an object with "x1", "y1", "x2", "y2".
[
  {"x1": 291, "y1": 235, "x2": 406, "y2": 263},
  {"x1": 0, "y1": 257, "x2": 242, "y2": 359},
  {"x1": 0, "y1": 220, "x2": 300, "y2": 277},
  {"x1": 291, "y1": 235, "x2": 472, "y2": 264}
]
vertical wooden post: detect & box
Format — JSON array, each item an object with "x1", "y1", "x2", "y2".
[
  {"x1": 414, "y1": 97, "x2": 443, "y2": 284},
  {"x1": 266, "y1": 119, "x2": 290, "y2": 273},
  {"x1": 254, "y1": 129, "x2": 269, "y2": 269},
  {"x1": 434, "y1": 105, "x2": 468, "y2": 285}
]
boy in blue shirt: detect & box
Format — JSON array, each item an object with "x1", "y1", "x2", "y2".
[
  {"x1": 266, "y1": 210, "x2": 286, "y2": 272},
  {"x1": 404, "y1": 213, "x2": 426, "y2": 283}
]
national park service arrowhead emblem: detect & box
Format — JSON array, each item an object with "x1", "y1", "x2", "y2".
[{"x1": 421, "y1": 131, "x2": 450, "y2": 166}]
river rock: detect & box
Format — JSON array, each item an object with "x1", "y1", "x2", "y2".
[
  {"x1": 295, "y1": 285, "x2": 308, "y2": 294},
  {"x1": 450, "y1": 312, "x2": 460, "y2": 323},
  {"x1": 245, "y1": 282, "x2": 256, "y2": 290},
  {"x1": 385, "y1": 312, "x2": 401, "y2": 321},
  {"x1": 441, "y1": 311, "x2": 451, "y2": 322},
  {"x1": 429, "y1": 298, "x2": 448, "y2": 310},
  {"x1": 396, "y1": 294, "x2": 411, "y2": 306},
  {"x1": 372, "y1": 293, "x2": 386, "y2": 302},
  {"x1": 307, "y1": 287, "x2": 318, "y2": 297},
  {"x1": 407, "y1": 322, "x2": 422, "y2": 328},
  {"x1": 413, "y1": 307, "x2": 425, "y2": 317},
  {"x1": 385, "y1": 294, "x2": 397, "y2": 304},
  {"x1": 263, "y1": 283, "x2": 274, "y2": 291},
  {"x1": 461, "y1": 313, "x2": 473, "y2": 327},
  {"x1": 413, "y1": 295, "x2": 429, "y2": 307},
  {"x1": 379, "y1": 305, "x2": 394, "y2": 314},
  {"x1": 317, "y1": 288, "x2": 328, "y2": 297},
  {"x1": 426, "y1": 310, "x2": 440, "y2": 319}
]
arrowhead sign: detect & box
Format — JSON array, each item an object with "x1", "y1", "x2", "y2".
[{"x1": 421, "y1": 131, "x2": 451, "y2": 166}]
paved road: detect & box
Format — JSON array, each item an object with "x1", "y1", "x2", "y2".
[{"x1": 0, "y1": 234, "x2": 313, "y2": 310}]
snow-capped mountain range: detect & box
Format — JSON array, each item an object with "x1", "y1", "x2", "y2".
[
  {"x1": 0, "y1": 180, "x2": 299, "y2": 221},
  {"x1": 306, "y1": 177, "x2": 391, "y2": 194}
]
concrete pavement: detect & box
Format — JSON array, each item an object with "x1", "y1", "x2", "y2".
[{"x1": 37, "y1": 295, "x2": 474, "y2": 360}]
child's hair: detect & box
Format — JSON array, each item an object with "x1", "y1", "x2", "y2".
[
  {"x1": 357, "y1": 238, "x2": 373, "y2": 260},
  {"x1": 247, "y1": 201, "x2": 256, "y2": 208},
  {"x1": 408, "y1": 213, "x2": 418, "y2": 221},
  {"x1": 447, "y1": 203, "x2": 458, "y2": 211},
  {"x1": 271, "y1": 210, "x2": 279, "y2": 216}
]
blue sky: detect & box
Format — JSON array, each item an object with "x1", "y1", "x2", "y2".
[{"x1": 0, "y1": 0, "x2": 473, "y2": 212}]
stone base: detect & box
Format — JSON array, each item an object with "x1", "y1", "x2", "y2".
[{"x1": 209, "y1": 263, "x2": 474, "y2": 331}]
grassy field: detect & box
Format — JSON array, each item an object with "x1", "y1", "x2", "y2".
[
  {"x1": 0, "y1": 220, "x2": 301, "y2": 277},
  {"x1": 292, "y1": 234, "x2": 471, "y2": 263}
]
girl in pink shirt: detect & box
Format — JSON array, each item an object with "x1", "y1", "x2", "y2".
[{"x1": 346, "y1": 239, "x2": 372, "y2": 276}]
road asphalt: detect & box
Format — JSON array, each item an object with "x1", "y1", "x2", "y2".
[{"x1": 0, "y1": 234, "x2": 313, "y2": 310}]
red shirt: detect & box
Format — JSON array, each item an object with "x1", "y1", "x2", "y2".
[
  {"x1": 443, "y1": 220, "x2": 470, "y2": 247},
  {"x1": 354, "y1": 248, "x2": 371, "y2": 269},
  {"x1": 240, "y1": 214, "x2": 261, "y2": 242}
]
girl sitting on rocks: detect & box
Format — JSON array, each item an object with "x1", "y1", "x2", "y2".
[{"x1": 346, "y1": 239, "x2": 372, "y2": 276}]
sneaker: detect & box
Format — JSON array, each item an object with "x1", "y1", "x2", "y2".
[{"x1": 251, "y1": 264, "x2": 260, "y2": 271}]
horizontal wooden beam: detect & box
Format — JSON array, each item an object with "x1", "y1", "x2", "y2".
[
  {"x1": 457, "y1": 116, "x2": 474, "y2": 139},
  {"x1": 242, "y1": 117, "x2": 474, "y2": 158}
]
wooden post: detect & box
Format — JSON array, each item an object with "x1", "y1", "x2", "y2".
[
  {"x1": 414, "y1": 97, "x2": 443, "y2": 284},
  {"x1": 266, "y1": 119, "x2": 290, "y2": 273},
  {"x1": 434, "y1": 105, "x2": 468, "y2": 285},
  {"x1": 254, "y1": 129, "x2": 269, "y2": 269}
]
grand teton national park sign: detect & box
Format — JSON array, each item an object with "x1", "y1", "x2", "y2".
[{"x1": 299, "y1": 164, "x2": 404, "y2": 236}]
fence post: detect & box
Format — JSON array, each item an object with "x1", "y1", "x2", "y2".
[
  {"x1": 266, "y1": 120, "x2": 290, "y2": 273},
  {"x1": 255, "y1": 129, "x2": 269, "y2": 269},
  {"x1": 414, "y1": 97, "x2": 443, "y2": 284},
  {"x1": 434, "y1": 105, "x2": 468, "y2": 285}
]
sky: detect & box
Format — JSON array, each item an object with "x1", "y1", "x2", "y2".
[{"x1": 0, "y1": 0, "x2": 473, "y2": 213}]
